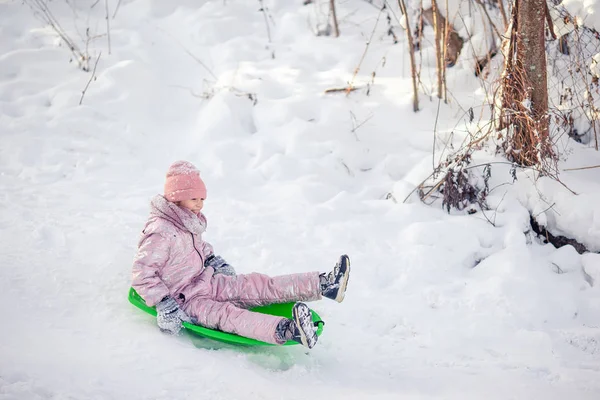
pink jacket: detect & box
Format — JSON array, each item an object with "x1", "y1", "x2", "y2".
[{"x1": 132, "y1": 195, "x2": 214, "y2": 306}]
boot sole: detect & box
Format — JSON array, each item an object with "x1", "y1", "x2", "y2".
[
  {"x1": 334, "y1": 255, "x2": 350, "y2": 303},
  {"x1": 293, "y1": 303, "x2": 317, "y2": 349}
]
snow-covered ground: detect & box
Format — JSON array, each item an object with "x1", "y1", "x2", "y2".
[{"x1": 1, "y1": 0, "x2": 600, "y2": 399}]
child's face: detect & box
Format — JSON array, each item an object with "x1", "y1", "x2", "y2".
[{"x1": 178, "y1": 198, "x2": 204, "y2": 214}]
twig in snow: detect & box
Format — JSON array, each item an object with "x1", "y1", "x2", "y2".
[
  {"x1": 113, "y1": 0, "x2": 123, "y2": 19},
  {"x1": 456, "y1": 11, "x2": 491, "y2": 101},
  {"x1": 473, "y1": 0, "x2": 502, "y2": 40},
  {"x1": 171, "y1": 84, "x2": 258, "y2": 105},
  {"x1": 155, "y1": 26, "x2": 218, "y2": 81},
  {"x1": 433, "y1": 97, "x2": 441, "y2": 174},
  {"x1": 478, "y1": 203, "x2": 496, "y2": 226},
  {"x1": 533, "y1": 202, "x2": 557, "y2": 219},
  {"x1": 463, "y1": 161, "x2": 517, "y2": 171},
  {"x1": 366, "y1": 56, "x2": 387, "y2": 96},
  {"x1": 359, "y1": 0, "x2": 401, "y2": 26},
  {"x1": 325, "y1": 86, "x2": 362, "y2": 94},
  {"x1": 497, "y1": 0, "x2": 508, "y2": 29},
  {"x1": 340, "y1": 160, "x2": 354, "y2": 176},
  {"x1": 258, "y1": 0, "x2": 274, "y2": 58},
  {"x1": 26, "y1": 0, "x2": 89, "y2": 70},
  {"x1": 563, "y1": 164, "x2": 600, "y2": 171},
  {"x1": 104, "y1": 0, "x2": 111, "y2": 54},
  {"x1": 551, "y1": 263, "x2": 564, "y2": 274},
  {"x1": 346, "y1": 5, "x2": 385, "y2": 95},
  {"x1": 350, "y1": 111, "x2": 373, "y2": 140},
  {"x1": 480, "y1": 189, "x2": 509, "y2": 227},
  {"x1": 367, "y1": 53, "x2": 387, "y2": 96},
  {"x1": 330, "y1": 0, "x2": 340, "y2": 37},
  {"x1": 79, "y1": 52, "x2": 101, "y2": 105}
]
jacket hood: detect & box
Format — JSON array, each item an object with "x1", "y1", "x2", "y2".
[{"x1": 149, "y1": 194, "x2": 207, "y2": 235}]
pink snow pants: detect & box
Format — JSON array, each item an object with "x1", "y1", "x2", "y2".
[{"x1": 182, "y1": 267, "x2": 322, "y2": 344}]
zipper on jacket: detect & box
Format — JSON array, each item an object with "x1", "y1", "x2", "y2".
[{"x1": 191, "y1": 234, "x2": 204, "y2": 266}]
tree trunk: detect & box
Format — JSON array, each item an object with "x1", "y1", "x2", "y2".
[
  {"x1": 517, "y1": 0, "x2": 548, "y2": 137},
  {"x1": 499, "y1": 0, "x2": 552, "y2": 166}
]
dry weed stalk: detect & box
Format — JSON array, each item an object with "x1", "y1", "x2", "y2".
[
  {"x1": 26, "y1": 0, "x2": 90, "y2": 70},
  {"x1": 79, "y1": 52, "x2": 101, "y2": 105},
  {"x1": 407, "y1": 106, "x2": 498, "y2": 213},
  {"x1": 325, "y1": 86, "x2": 362, "y2": 94},
  {"x1": 564, "y1": 164, "x2": 600, "y2": 171},
  {"x1": 497, "y1": 0, "x2": 508, "y2": 30},
  {"x1": 104, "y1": 0, "x2": 111, "y2": 54},
  {"x1": 258, "y1": 0, "x2": 275, "y2": 59},
  {"x1": 113, "y1": 0, "x2": 123, "y2": 19},
  {"x1": 345, "y1": 5, "x2": 385, "y2": 95},
  {"x1": 569, "y1": 22, "x2": 600, "y2": 151}
]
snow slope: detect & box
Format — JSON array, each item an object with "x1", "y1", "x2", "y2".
[{"x1": 1, "y1": 0, "x2": 599, "y2": 399}]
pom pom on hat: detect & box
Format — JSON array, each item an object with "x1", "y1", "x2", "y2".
[{"x1": 164, "y1": 160, "x2": 207, "y2": 202}]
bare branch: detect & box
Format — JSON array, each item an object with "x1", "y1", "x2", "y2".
[
  {"x1": 330, "y1": 0, "x2": 340, "y2": 37},
  {"x1": 155, "y1": 26, "x2": 218, "y2": 81},
  {"x1": 433, "y1": 97, "x2": 442, "y2": 172},
  {"x1": 113, "y1": 0, "x2": 123, "y2": 19},
  {"x1": 545, "y1": 2, "x2": 557, "y2": 40},
  {"x1": 563, "y1": 164, "x2": 600, "y2": 171},
  {"x1": 325, "y1": 86, "x2": 362, "y2": 94},
  {"x1": 346, "y1": 5, "x2": 385, "y2": 94},
  {"x1": 473, "y1": 0, "x2": 502, "y2": 40},
  {"x1": 258, "y1": 0, "x2": 274, "y2": 58},
  {"x1": 79, "y1": 52, "x2": 102, "y2": 105},
  {"x1": 104, "y1": 0, "x2": 111, "y2": 54},
  {"x1": 26, "y1": 0, "x2": 89, "y2": 70},
  {"x1": 497, "y1": 0, "x2": 509, "y2": 29}
]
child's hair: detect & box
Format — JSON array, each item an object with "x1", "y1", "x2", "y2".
[{"x1": 164, "y1": 161, "x2": 207, "y2": 202}]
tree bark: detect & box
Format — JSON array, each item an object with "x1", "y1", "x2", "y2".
[
  {"x1": 398, "y1": 0, "x2": 420, "y2": 112},
  {"x1": 517, "y1": 0, "x2": 548, "y2": 136},
  {"x1": 499, "y1": 0, "x2": 551, "y2": 166}
]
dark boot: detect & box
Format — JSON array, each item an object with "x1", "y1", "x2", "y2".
[
  {"x1": 275, "y1": 303, "x2": 318, "y2": 349},
  {"x1": 320, "y1": 254, "x2": 350, "y2": 303},
  {"x1": 291, "y1": 302, "x2": 318, "y2": 349}
]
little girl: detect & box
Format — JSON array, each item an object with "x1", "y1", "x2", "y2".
[{"x1": 132, "y1": 161, "x2": 350, "y2": 348}]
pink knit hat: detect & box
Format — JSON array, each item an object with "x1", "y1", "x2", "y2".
[{"x1": 164, "y1": 160, "x2": 207, "y2": 202}]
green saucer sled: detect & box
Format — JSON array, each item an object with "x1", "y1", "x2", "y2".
[{"x1": 128, "y1": 288, "x2": 324, "y2": 346}]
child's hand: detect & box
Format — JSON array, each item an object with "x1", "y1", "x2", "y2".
[
  {"x1": 156, "y1": 296, "x2": 192, "y2": 335},
  {"x1": 205, "y1": 255, "x2": 237, "y2": 276},
  {"x1": 214, "y1": 263, "x2": 236, "y2": 276}
]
